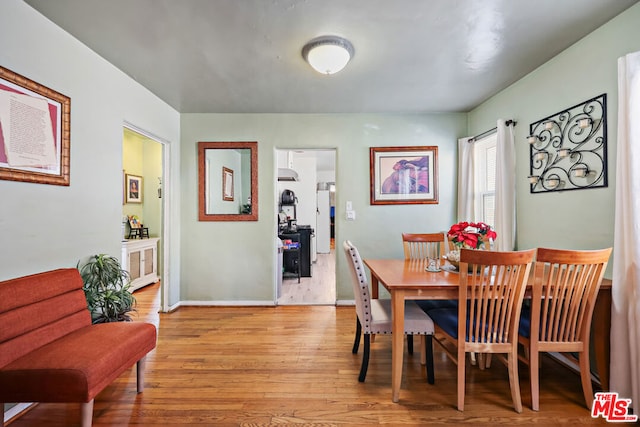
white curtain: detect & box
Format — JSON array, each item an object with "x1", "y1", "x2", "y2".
[
  {"x1": 457, "y1": 137, "x2": 475, "y2": 221},
  {"x1": 494, "y1": 119, "x2": 516, "y2": 251},
  {"x1": 611, "y1": 50, "x2": 640, "y2": 409}
]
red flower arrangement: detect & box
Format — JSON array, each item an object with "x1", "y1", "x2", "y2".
[{"x1": 447, "y1": 221, "x2": 497, "y2": 250}]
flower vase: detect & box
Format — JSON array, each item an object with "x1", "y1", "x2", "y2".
[{"x1": 445, "y1": 247, "x2": 485, "y2": 272}]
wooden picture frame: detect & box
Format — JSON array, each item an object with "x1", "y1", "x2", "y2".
[
  {"x1": 0, "y1": 65, "x2": 71, "y2": 186},
  {"x1": 370, "y1": 146, "x2": 438, "y2": 205},
  {"x1": 222, "y1": 166, "x2": 234, "y2": 201},
  {"x1": 125, "y1": 173, "x2": 143, "y2": 204}
]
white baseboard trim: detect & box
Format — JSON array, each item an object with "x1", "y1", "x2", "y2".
[
  {"x1": 179, "y1": 300, "x2": 276, "y2": 307},
  {"x1": 336, "y1": 299, "x2": 355, "y2": 306},
  {"x1": 4, "y1": 403, "x2": 34, "y2": 424},
  {"x1": 168, "y1": 300, "x2": 355, "y2": 309}
]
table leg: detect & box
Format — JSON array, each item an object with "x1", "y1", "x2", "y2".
[
  {"x1": 371, "y1": 274, "x2": 379, "y2": 299},
  {"x1": 391, "y1": 289, "x2": 405, "y2": 402}
]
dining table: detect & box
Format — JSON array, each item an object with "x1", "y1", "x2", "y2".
[{"x1": 363, "y1": 258, "x2": 613, "y2": 403}]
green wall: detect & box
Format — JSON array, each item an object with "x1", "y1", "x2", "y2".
[
  {"x1": 180, "y1": 113, "x2": 465, "y2": 302},
  {"x1": 468, "y1": 3, "x2": 640, "y2": 275},
  {"x1": 0, "y1": 0, "x2": 181, "y2": 307}
]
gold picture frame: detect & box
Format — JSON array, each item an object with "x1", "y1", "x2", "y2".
[
  {"x1": 125, "y1": 173, "x2": 143, "y2": 204},
  {"x1": 0, "y1": 65, "x2": 71, "y2": 186},
  {"x1": 370, "y1": 146, "x2": 439, "y2": 205}
]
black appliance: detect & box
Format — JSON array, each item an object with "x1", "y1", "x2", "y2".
[
  {"x1": 279, "y1": 231, "x2": 300, "y2": 281},
  {"x1": 281, "y1": 189, "x2": 296, "y2": 205}
]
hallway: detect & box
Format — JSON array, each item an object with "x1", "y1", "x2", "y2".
[{"x1": 277, "y1": 249, "x2": 336, "y2": 305}]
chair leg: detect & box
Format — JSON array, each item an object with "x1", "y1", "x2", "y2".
[
  {"x1": 507, "y1": 353, "x2": 523, "y2": 413},
  {"x1": 81, "y1": 399, "x2": 94, "y2": 427},
  {"x1": 352, "y1": 318, "x2": 362, "y2": 354},
  {"x1": 530, "y1": 349, "x2": 540, "y2": 411},
  {"x1": 425, "y1": 334, "x2": 435, "y2": 385},
  {"x1": 407, "y1": 334, "x2": 414, "y2": 355},
  {"x1": 420, "y1": 335, "x2": 426, "y2": 365},
  {"x1": 579, "y1": 350, "x2": 595, "y2": 409},
  {"x1": 457, "y1": 347, "x2": 466, "y2": 411},
  {"x1": 470, "y1": 352, "x2": 477, "y2": 366},
  {"x1": 358, "y1": 334, "x2": 371, "y2": 382}
]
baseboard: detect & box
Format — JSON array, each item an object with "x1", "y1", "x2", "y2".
[
  {"x1": 4, "y1": 403, "x2": 35, "y2": 424},
  {"x1": 179, "y1": 300, "x2": 276, "y2": 307}
]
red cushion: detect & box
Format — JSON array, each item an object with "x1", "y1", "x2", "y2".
[{"x1": 0, "y1": 322, "x2": 156, "y2": 402}]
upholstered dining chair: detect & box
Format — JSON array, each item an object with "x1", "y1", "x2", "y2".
[
  {"x1": 343, "y1": 240, "x2": 436, "y2": 384},
  {"x1": 426, "y1": 248, "x2": 536, "y2": 412},
  {"x1": 518, "y1": 247, "x2": 612, "y2": 411}
]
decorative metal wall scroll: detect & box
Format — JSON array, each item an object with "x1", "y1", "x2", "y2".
[{"x1": 527, "y1": 94, "x2": 607, "y2": 193}]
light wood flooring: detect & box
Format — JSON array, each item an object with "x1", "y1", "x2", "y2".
[
  {"x1": 7, "y1": 282, "x2": 610, "y2": 426},
  {"x1": 277, "y1": 249, "x2": 336, "y2": 305}
]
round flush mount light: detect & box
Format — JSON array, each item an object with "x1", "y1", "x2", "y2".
[{"x1": 302, "y1": 35, "x2": 354, "y2": 75}]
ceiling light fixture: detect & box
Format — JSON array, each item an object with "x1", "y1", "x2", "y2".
[{"x1": 302, "y1": 35, "x2": 354, "y2": 75}]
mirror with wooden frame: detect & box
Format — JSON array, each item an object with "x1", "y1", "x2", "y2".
[{"x1": 198, "y1": 141, "x2": 258, "y2": 221}]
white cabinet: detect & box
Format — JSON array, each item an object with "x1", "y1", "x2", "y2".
[{"x1": 121, "y1": 238, "x2": 159, "y2": 292}]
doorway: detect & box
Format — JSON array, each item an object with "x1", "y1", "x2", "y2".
[
  {"x1": 122, "y1": 124, "x2": 168, "y2": 311},
  {"x1": 276, "y1": 149, "x2": 336, "y2": 305}
]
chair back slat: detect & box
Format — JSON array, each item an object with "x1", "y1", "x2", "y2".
[
  {"x1": 402, "y1": 232, "x2": 449, "y2": 260},
  {"x1": 533, "y1": 248, "x2": 611, "y2": 344},
  {"x1": 460, "y1": 249, "x2": 535, "y2": 345}
]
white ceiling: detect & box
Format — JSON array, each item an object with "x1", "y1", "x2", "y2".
[{"x1": 24, "y1": 0, "x2": 638, "y2": 114}]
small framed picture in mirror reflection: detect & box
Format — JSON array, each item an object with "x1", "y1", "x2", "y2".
[{"x1": 222, "y1": 167, "x2": 234, "y2": 201}]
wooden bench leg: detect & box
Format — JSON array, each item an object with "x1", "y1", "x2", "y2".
[
  {"x1": 137, "y1": 356, "x2": 147, "y2": 393},
  {"x1": 81, "y1": 399, "x2": 94, "y2": 427}
]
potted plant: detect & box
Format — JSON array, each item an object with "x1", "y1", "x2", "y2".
[
  {"x1": 444, "y1": 222, "x2": 497, "y2": 270},
  {"x1": 77, "y1": 254, "x2": 136, "y2": 323}
]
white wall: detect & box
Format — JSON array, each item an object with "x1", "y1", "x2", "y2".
[
  {"x1": 180, "y1": 113, "x2": 465, "y2": 302},
  {"x1": 0, "y1": 0, "x2": 181, "y2": 306},
  {"x1": 468, "y1": 3, "x2": 640, "y2": 276}
]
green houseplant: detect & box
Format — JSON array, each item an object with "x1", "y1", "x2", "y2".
[{"x1": 77, "y1": 254, "x2": 136, "y2": 323}]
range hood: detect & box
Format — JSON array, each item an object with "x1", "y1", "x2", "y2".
[{"x1": 278, "y1": 168, "x2": 299, "y2": 182}]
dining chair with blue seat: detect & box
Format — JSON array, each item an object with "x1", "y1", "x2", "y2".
[
  {"x1": 518, "y1": 247, "x2": 612, "y2": 411},
  {"x1": 343, "y1": 240, "x2": 436, "y2": 384},
  {"x1": 402, "y1": 232, "x2": 458, "y2": 313},
  {"x1": 427, "y1": 248, "x2": 536, "y2": 412}
]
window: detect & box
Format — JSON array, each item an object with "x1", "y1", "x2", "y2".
[{"x1": 473, "y1": 133, "x2": 497, "y2": 227}]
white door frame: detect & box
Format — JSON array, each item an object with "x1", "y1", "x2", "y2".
[{"x1": 123, "y1": 121, "x2": 171, "y2": 313}]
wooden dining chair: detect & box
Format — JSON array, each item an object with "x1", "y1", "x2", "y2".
[
  {"x1": 518, "y1": 247, "x2": 612, "y2": 411},
  {"x1": 343, "y1": 240, "x2": 436, "y2": 384},
  {"x1": 427, "y1": 248, "x2": 536, "y2": 412},
  {"x1": 402, "y1": 232, "x2": 449, "y2": 261},
  {"x1": 404, "y1": 232, "x2": 461, "y2": 364}
]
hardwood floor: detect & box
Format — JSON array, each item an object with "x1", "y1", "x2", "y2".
[
  {"x1": 277, "y1": 249, "x2": 336, "y2": 305},
  {"x1": 7, "y1": 283, "x2": 609, "y2": 426}
]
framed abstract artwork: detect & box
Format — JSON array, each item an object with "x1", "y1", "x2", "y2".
[{"x1": 370, "y1": 146, "x2": 438, "y2": 205}]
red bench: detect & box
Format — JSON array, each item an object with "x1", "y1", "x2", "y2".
[{"x1": 0, "y1": 268, "x2": 157, "y2": 427}]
